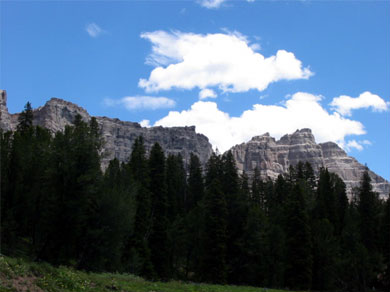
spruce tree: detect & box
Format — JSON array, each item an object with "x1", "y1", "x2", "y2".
[
  {"x1": 148, "y1": 143, "x2": 170, "y2": 279},
  {"x1": 186, "y1": 153, "x2": 204, "y2": 211},
  {"x1": 123, "y1": 136, "x2": 154, "y2": 277},
  {"x1": 284, "y1": 182, "x2": 312, "y2": 290},
  {"x1": 199, "y1": 178, "x2": 228, "y2": 284}
]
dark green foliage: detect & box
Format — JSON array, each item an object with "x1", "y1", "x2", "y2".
[
  {"x1": 199, "y1": 178, "x2": 228, "y2": 284},
  {"x1": 148, "y1": 143, "x2": 170, "y2": 280},
  {"x1": 357, "y1": 169, "x2": 381, "y2": 250},
  {"x1": 186, "y1": 153, "x2": 204, "y2": 210},
  {"x1": 1, "y1": 101, "x2": 388, "y2": 291},
  {"x1": 17, "y1": 102, "x2": 33, "y2": 131},
  {"x1": 284, "y1": 183, "x2": 312, "y2": 290}
]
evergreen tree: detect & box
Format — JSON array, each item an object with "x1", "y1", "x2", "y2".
[
  {"x1": 166, "y1": 154, "x2": 186, "y2": 220},
  {"x1": 17, "y1": 102, "x2": 33, "y2": 131},
  {"x1": 357, "y1": 169, "x2": 381, "y2": 250},
  {"x1": 148, "y1": 143, "x2": 170, "y2": 279},
  {"x1": 79, "y1": 159, "x2": 135, "y2": 272},
  {"x1": 284, "y1": 182, "x2": 312, "y2": 290},
  {"x1": 124, "y1": 136, "x2": 154, "y2": 277},
  {"x1": 221, "y1": 151, "x2": 248, "y2": 284},
  {"x1": 182, "y1": 154, "x2": 204, "y2": 279},
  {"x1": 251, "y1": 167, "x2": 264, "y2": 207},
  {"x1": 186, "y1": 153, "x2": 204, "y2": 211},
  {"x1": 199, "y1": 178, "x2": 228, "y2": 284},
  {"x1": 380, "y1": 198, "x2": 390, "y2": 289}
]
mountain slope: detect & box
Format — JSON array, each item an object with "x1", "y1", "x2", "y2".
[
  {"x1": 230, "y1": 129, "x2": 389, "y2": 197},
  {"x1": 1, "y1": 89, "x2": 388, "y2": 197}
]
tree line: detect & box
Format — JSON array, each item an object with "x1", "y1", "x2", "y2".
[{"x1": 1, "y1": 103, "x2": 389, "y2": 291}]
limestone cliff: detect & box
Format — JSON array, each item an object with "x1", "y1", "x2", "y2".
[{"x1": 230, "y1": 129, "x2": 390, "y2": 198}]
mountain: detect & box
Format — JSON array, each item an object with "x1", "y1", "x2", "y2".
[
  {"x1": 1, "y1": 89, "x2": 388, "y2": 197},
  {"x1": 230, "y1": 129, "x2": 389, "y2": 198},
  {"x1": 0, "y1": 90, "x2": 213, "y2": 168}
]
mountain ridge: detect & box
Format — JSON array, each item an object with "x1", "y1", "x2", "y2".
[{"x1": 1, "y1": 89, "x2": 388, "y2": 197}]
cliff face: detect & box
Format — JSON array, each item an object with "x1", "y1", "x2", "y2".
[
  {"x1": 1, "y1": 91, "x2": 388, "y2": 197},
  {"x1": 230, "y1": 129, "x2": 390, "y2": 198},
  {"x1": 0, "y1": 92, "x2": 213, "y2": 167},
  {"x1": 0, "y1": 90, "x2": 12, "y2": 131}
]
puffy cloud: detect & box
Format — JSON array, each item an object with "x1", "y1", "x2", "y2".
[
  {"x1": 139, "y1": 31, "x2": 312, "y2": 95},
  {"x1": 344, "y1": 140, "x2": 372, "y2": 152},
  {"x1": 140, "y1": 119, "x2": 151, "y2": 127},
  {"x1": 85, "y1": 23, "x2": 104, "y2": 38},
  {"x1": 198, "y1": 0, "x2": 226, "y2": 8},
  {"x1": 330, "y1": 91, "x2": 389, "y2": 116},
  {"x1": 104, "y1": 96, "x2": 175, "y2": 110},
  {"x1": 155, "y1": 92, "x2": 365, "y2": 152},
  {"x1": 199, "y1": 88, "x2": 217, "y2": 99}
]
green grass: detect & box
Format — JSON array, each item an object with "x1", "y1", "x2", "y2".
[{"x1": 0, "y1": 256, "x2": 292, "y2": 292}]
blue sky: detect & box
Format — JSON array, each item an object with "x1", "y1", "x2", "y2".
[{"x1": 1, "y1": 0, "x2": 389, "y2": 180}]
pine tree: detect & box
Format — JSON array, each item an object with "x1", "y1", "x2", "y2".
[
  {"x1": 199, "y1": 178, "x2": 228, "y2": 284},
  {"x1": 186, "y1": 153, "x2": 204, "y2": 211},
  {"x1": 148, "y1": 143, "x2": 170, "y2": 279},
  {"x1": 17, "y1": 102, "x2": 33, "y2": 131},
  {"x1": 357, "y1": 169, "x2": 381, "y2": 250},
  {"x1": 284, "y1": 182, "x2": 312, "y2": 290},
  {"x1": 123, "y1": 136, "x2": 154, "y2": 277}
]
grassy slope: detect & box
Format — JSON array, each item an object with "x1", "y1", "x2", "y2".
[{"x1": 0, "y1": 256, "x2": 293, "y2": 292}]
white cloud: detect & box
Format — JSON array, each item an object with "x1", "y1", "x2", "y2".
[
  {"x1": 104, "y1": 96, "x2": 176, "y2": 110},
  {"x1": 199, "y1": 88, "x2": 217, "y2": 99},
  {"x1": 85, "y1": 23, "x2": 104, "y2": 38},
  {"x1": 344, "y1": 139, "x2": 372, "y2": 152},
  {"x1": 330, "y1": 91, "x2": 389, "y2": 116},
  {"x1": 139, "y1": 31, "x2": 312, "y2": 95},
  {"x1": 198, "y1": 0, "x2": 227, "y2": 8},
  {"x1": 140, "y1": 119, "x2": 151, "y2": 127},
  {"x1": 155, "y1": 92, "x2": 365, "y2": 152}
]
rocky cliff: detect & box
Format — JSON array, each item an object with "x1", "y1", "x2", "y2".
[
  {"x1": 0, "y1": 90, "x2": 213, "y2": 168},
  {"x1": 230, "y1": 129, "x2": 390, "y2": 198},
  {"x1": 1, "y1": 90, "x2": 389, "y2": 197}
]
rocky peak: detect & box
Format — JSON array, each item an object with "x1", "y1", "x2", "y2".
[
  {"x1": 280, "y1": 128, "x2": 316, "y2": 145},
  {"x1": 0, "y1": 92, "x2": 213, "y2": 168},
  {"x1": 0, "y1": 90, "x2": 12, "y2": 131},
  {"x1": 32, "y1": 98, "x2": 91, "y2": 133},
  {"x1": 250, "y1": 132, "x2": 276, "y2": 144},
  {"x1": 231, "y1": 130, "x2": 389, "y2": 198}
]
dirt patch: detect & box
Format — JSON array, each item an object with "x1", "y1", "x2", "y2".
[{"x1": 10, "y1": 276, "x2": 44, "y2": 292}]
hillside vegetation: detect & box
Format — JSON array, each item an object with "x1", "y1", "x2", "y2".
[
  {"x1": 1, "y1": 103, "x2": 389, "y2": 291},
  {"x1": 0, "y1": 256, "x2": 289, "y2": 292}
]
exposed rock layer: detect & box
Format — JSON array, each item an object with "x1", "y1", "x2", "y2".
[
  {"x1": 230, "y1": 129, "x2": 389, "y2": 198},
  {"x1": 0, "y1": 91, "x2": 213, "y2": 168},
  {"x1": 1, "y1": 91, "x2": 389, "y2": 197}
]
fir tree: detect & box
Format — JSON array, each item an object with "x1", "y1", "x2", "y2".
[
  {"x1": 199, "y1": 178, "x2": 228, "y2": 284},
  {"x1": 148, "y1": 143, "x2": 170, "y2": 279},
  {"x1": 284, "y1": 182, "x2": 312, "y2": 290}
]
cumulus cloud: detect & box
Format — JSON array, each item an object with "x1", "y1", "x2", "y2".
[
  {"x1": 198, "y1": 0, "x2": 227, "y2": 8},
  {"x1": 199, "y1": 89, "x2": 217, "y2": 99},
  {"x1": 139, "y1": 31, "x2": 312, "y2": 95},
  {"x1": 344, "y1": 140, "x2": 372, "y2": 152},
  {"x1": 330, "y1": 91, "x2": 389, "y2": 116},
  {"x1": 85, "y1": 23, "x2": 105, "y2": 38},
  {"x1": 140, "y1": 119, "x2": 151, "y2": 127},
  {"x1": 104, "y1": 96, "x2": 176, "y2": 110},
  {"x1": 155, "y1": 92, "x2": 365, "y2": 153}
]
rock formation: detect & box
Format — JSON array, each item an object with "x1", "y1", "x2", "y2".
[
  {"x1": 1, "y1": 90, "x2": 388, "y2": 197},
  {"x1": 230, "y1": 129, "x2": 390, "y2": 198},
  {"x1": 0, "y1": 91, "x2": 213, "y2": 168},
  {"x1": 0, "y1": 90, "x2": 12, "y2": 131}
]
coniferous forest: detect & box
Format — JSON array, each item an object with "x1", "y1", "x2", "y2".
[{"x1": 1, "y1": 103, "x2": 389, "y2": 291}]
